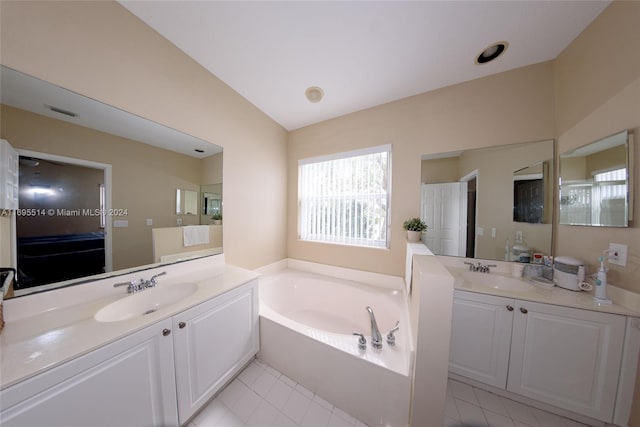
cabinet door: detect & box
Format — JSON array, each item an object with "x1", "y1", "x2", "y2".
[
  {"x1": 508, "y1": 301, "x2": 626, "y2": 422},
  {"x1": 449, "y1": 290, "x2": 515, "y2": 388},
  {"x1": 0, "y1": 319, "x2": 178, "y2": 427},
  {"x1": 173, "y1": 280, "x2": 259, "y2": 424}
]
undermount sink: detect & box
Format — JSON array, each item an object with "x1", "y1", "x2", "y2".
[
  {"x1": 461, "y1": 271, "x2": 535, "y2": 292},
  {"x1": 95, "y1": 282, "x2": 199, "y2": 322}
]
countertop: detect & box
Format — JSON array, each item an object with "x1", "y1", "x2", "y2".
[
  {"x1": 0, "y1": 256, "x2": 259, "y2": 390},
  {"x1": 446, "y1": 265, "x2": 640, "y2": 317}
]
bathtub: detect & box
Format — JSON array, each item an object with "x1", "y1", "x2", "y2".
[{"x1": 257, "y1": 262, "x2": 412, "y2": 427}]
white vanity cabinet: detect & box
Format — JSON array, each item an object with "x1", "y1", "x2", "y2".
[
  {"x1": 450, "y1": 290, "x2": 629, "y2": 423},
  {"x1": 449, "y1": 290, "x2": 514, "y2": 388},
  {"x1": 507, "y1": 300, "x2": 626, "y2": 421},
  {"x1": 0, "y1": 318, "x2": 179, "y2": 427},
  {"x1": 173, "y1": 279, "x2": 259, "y2": 424},
  {"x1": 0, "y1": 279, "x2": 259, "y2": 427}
]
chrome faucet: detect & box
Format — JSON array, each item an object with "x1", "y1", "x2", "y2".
[
  {"x1": 464, "y1": 262, "x2": 497, "y2": 273},
  {"x1": 366, "y1": 306, "x2": 383, "y2": 349},
  {"x1": 114, "y1": 271, "x2": 167, "y2": 293}
]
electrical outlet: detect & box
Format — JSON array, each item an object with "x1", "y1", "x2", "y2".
[
  {"x1": 608, "y1": 243, "x2": 628, "y2": 267},
  {"x1": 515, "y1": 231, "x2": 523, "y2": 244}
]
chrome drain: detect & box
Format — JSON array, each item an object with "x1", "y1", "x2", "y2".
[{"x1": 143, "y1": 309, "x2": 157, "y2": 315}]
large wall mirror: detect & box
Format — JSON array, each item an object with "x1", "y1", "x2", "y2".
[
  {"x1": 559, "y1": 130, "x2": 633, "y2": 227},
  {"x1": 0, "y1": 66, "x2": 223, "y2": 297},
  {"x1": 420, "y1": 139, "x2": 554, "y2": 262}
]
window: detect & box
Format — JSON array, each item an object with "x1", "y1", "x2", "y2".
[{"x1": 298, "y1": 145, "x2": 391, "y2": 248}]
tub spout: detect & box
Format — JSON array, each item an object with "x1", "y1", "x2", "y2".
[{"x1": 366, "y1": 306, "x2": 383, "y2": 349}]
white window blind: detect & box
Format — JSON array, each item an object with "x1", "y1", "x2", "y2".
[{"x1": 298, "y1": 145, "x2": 391, "y2": 248}]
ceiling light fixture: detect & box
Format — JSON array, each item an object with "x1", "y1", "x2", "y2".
[
  {"x1": 476, "y1": 42, "x2": 508, "y2": 64},
  {"x1": 305, "y1": 86, "x2": 324, "y2": 103}
]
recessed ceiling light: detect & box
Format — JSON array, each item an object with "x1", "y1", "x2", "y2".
[
  {"x1": 476, "y1": 42, "x2": 508, "y2": 65},
  {"x1": 305, "y1": 86, "x2": 324, "y2": 103}
]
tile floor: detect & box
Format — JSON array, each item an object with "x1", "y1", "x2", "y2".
[
  {"x1": 187, "y1": 358, "x2": 591, "y2": 427},
  {"x1": 187, "y1": 358, "x2": 368, "y2": 427},
  {"x1": 445, "y1": 379, "x2": 590, "y2": 427}
]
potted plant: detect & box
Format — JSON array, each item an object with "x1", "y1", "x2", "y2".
[
  {"x1": 403, "y1": 217, "x2": 427, "y2": 242},
  {"x1": 211, "y1": 213, "x2": 222, "y2": 225}
]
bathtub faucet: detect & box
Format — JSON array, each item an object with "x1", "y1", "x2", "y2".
[{"x1": 366, "y1": 306, "x2": 383, "y2": 349}]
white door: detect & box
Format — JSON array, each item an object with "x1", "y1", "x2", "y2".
[
  {"x1": 507, "y1": 301, "x2": 626, "y2": 422},
  {"x1": 173, "y1": 280, "x2": 259, "y2": 424},
  {"x1": 0, "y1": 319, "x2": 178, "y2": 427},
  {"x1": 421, "y1": 182, "x2": 467, "y2": 256},
  {"x1": 449, "y1": 290, "x2": 515, "y2": 388}
]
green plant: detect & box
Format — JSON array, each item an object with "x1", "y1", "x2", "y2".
[
  {"x1": 403, "y1": 217, "x2": 427, "y2": 232},
  {"x1": 211, "y1": 213, "x2": 222, "y2": 221}
]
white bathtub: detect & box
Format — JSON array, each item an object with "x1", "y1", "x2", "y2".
[{"x1": 257, "y1": 263, "x2": 412, "y2": 427}]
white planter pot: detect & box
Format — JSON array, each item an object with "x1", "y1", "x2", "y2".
[{"x1": 407, "y1": 230, "x2": 422, "y2": 242}]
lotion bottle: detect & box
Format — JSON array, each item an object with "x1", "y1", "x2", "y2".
[{"x1": 594, "y1": 256, "x2": 612, "y2": 304}]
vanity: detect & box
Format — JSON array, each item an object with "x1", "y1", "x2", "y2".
[
  {"x1": 444, "y1": 260, "x2": 640, "y2": 426},
  {"x1": 0, "y1": 255, "x2": 259, "y2": 427}
]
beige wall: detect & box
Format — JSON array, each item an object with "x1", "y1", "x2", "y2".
[
  {"x1": 201, "y1": 152, "x2": 223, "y2": 185},
  {"x1": 0, "y1": 1, "x2": 288, "y2": 271},
  {"x1": 421, "y1": 157, "x2": 459, "y2": 184},
  {"x1": 288, "y1": 61, "x2": 555, "y2": 276}
]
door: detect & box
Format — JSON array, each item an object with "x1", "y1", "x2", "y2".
[
  {"x1": 421, "y1": 182, "x2": 467, "y2": 256},
  {"x1": 0, "y1": 319, "x2": 178, "y2": 427},
  {"x1": 507, "y1": 301, "x2": 626, "y2": 422},
  {"x1": 449, "y1": 290, "x2": 514, "y2": 388},
  {"x1": 173, "y1": 280, "x2": 259, "y2": 424}
]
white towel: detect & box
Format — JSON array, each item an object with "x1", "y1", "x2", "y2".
[
  {"x1": 405, "y1": 242, "x2": 434, "y2": 294},
  {"x1": 183, "y1": 225, "x2": 210, "y2": 247}
]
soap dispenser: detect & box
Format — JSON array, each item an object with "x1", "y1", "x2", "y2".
[{"x1": 594, "y1": 256, "x2": 612, "y2": 304}]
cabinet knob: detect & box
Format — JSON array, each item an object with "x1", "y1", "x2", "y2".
[
  {"x1": 162, "y1": 328, "x2": 171, "y2": 336},
  {"x1": 179, "y1": 322, "x2": 186, "y2": 329},
  {"x1": 506, "y1": 305, "x2": 514, "y2": 311},
  {"x1": 520, "y1": 307, "x2": 528, "y2": 314}
]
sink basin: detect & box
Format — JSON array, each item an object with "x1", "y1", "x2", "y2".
[
  {"x1": 461, "y1": 271, "x2": 535, "y2": 292},
  {"x1": 95, "y1": 283, "x2": 198, "y2": 322}
]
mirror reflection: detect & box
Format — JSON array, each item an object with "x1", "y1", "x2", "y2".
[
  {"x1": 559, "y1": 130, "x2": 631, "y2": 227},
  {"x1": 420, "y1": 139, "x2": 554, "y2": 262},
  {"x1": 0, "y1": 66, "x2": 223, "y2": 297},
  {"x1": 176, "y1": 189, "x2": 198, "y2": 216}
]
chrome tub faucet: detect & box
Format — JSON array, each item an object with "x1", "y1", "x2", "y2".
[{"x1": 366, "y1": 306, "x2": 382, "y2": 349}]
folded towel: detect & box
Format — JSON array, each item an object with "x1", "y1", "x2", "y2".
[{"x1": 183, "y1": 225, "x2": 210, "y2": 247}]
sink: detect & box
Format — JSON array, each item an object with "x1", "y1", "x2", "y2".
[
  {"x1": 95, "y1": 283, "x2": 198, "y2": 322},
  {"x1": 461, "y1": 271, "x2": 535, "y2": 292}
]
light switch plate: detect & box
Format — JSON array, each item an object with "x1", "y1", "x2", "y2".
[
  {"x1": 609, "y1": 243, "x2": 628, "y2": 267},
  {"x1": 146, "y1": 218, "x2": 153, "y2": 226}
]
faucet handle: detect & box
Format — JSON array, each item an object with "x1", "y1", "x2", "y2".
[
  {"x1": 463, "y1": 261, "x2": 474, "y2": 271},
  {"x1": 386, "y1": 321, "x2": 400, "y2": 346},
  {"x1": 114, "y1": 280, "x2": 137, "y2": 293},
  {"x1": 353, "y1": 333, "x2": 367, "y2": 350}
]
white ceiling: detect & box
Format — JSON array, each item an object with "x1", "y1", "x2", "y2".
[{"x1": 119, "y1": 0, "x2": 610, "y2": 131}]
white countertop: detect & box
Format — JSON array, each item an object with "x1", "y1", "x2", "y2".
[
  {"x1": 0, "y1": 255, "x2": 259, "y2": 390},
  {"x1": 446, "y1": 265, "x2": 640, "y2": 317}
]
